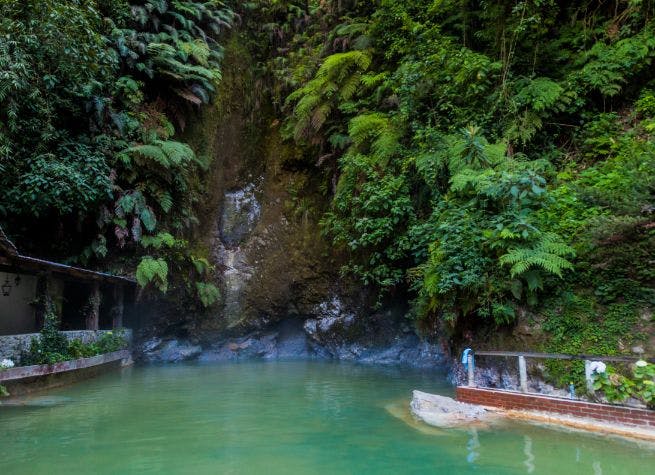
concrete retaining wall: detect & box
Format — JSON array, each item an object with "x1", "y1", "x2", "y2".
[
  {"x1": 457, "y1": 386, "x2": 655, "y2": 428},
  {"x1": 0, "y1": 350, "x2": 131, "y2": 396},
  {"x1": 0, "y1": 329, "x2": 133, "y2": 361}
]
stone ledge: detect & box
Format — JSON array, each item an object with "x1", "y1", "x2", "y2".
[
  {"x1": 0, "y1": 350, "x2": 131, "y2": 397},
  {"x1": 0, "y1": 350, "x2": 131, "y2": 382},
  {"x1": 410, "y1": 390, "x2": 500, "y2": 428}
]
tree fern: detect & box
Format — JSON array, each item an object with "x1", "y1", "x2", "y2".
[
  {"x1": 141, "y1": 232, "x2": 177, "y2": 249},
  {"x1": 286, "y1": 50, "x2": 372, "y2": 141},
  {"x1": 348, "y1": 113, "x2": 401, "y2": 163},
  {"x1": 112, "y1": 0, "x2": 234, "y2": 105},
  {"x1": 195, "y1": 281, "x2": 220, "y2": 307},
  {"x1": 499, "y1": 233, "x2": 575, "y2": 279},
  {"x1": 136, "y1": 256, "x2": 169, "y2": 292},
  {"x1": 123, "y1": 140, "x2": 195, "y2": 168}
]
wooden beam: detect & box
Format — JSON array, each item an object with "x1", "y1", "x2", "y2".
[
  {"x1": 1, "y1": 225, "x2": 134, "y2": 285},
  {"x1": 15, "y1": 255, "x2": 134, "y2": 285},
  {"x1": 112, "y1": 285, "x2": 124, "y2": 329},
  {"x1": 86, "y1": 282, "x2": 101, "y2": 331},
  {"x1": 34, "y1": 273, "x2": 49, "y2": 330}
]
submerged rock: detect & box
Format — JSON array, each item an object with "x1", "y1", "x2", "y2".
[
  {"x1": 139, "y1": 297, "x2": 447, "y2": 368},
  {"x1": 303, "y1": 296, "x2": 446, "y2": 367},
  {"x1": 140, "y1": 338, "x2": 202, "y2": 363},
  {"x1": 385, "y1": 399, "x2": 448, "y2": 436},
  {"x1": 410, "y1": 390, "x2": 498, "y2": 428},
  {"x1": 199, "y1": 319, "x2": 313, "y2": 361},
  {"x1": 184, "y1": 314, "x2": 446, "y2": 368}
]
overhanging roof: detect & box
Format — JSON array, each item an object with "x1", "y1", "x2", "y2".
[
  {"x1": 0, "y1": 226, "x2": 18, "y2": 257},
  {"x1": 0, "y1": 226, "x2": 135, "y2": 285}
]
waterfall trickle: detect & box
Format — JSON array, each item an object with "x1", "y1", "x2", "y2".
[{"x1": 216, "y1": 180, "x2": 262, "y2": 325}]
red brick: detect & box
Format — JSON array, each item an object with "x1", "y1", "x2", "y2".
[{"x1": 456, "y1": 386, "x2": 655, "y2": 427}]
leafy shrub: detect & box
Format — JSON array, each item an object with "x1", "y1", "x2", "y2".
[
  {"x1": 95, "y1": 330, "x2": 128, "y2": 354},
  {"x1": 593, "y1": 362, "x2": 655, "y2": 408},
  {"x1": 22, "y1": 312, "x2": 71, "y2": 366},
  {"x1": 68, "y1": 339, "x2": 99, "y2": 359},
  {"x1": 0, "y1": 360, "x2": 12, "y2": 396},
  {"x1": 21, "y1": 311, "x2": 128, "y2": 366}
]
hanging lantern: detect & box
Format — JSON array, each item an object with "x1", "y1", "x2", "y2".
[{"x1": 1, "y1": 275, "x2": 11, "y2": 297}]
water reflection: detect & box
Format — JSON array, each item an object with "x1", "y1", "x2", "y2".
[
  {"x1": 466, "y1": 428, "x2": 480, "y2": 464},
  {"x1": 523, "y1": 435, "x2": 535, "y2": 473}
]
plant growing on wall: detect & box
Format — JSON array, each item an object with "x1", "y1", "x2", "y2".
[
  {"x1": 0, "y1": 358, "x2": 14, "y2": 397},
  {"x1": 593, "y1": 361, "x2": 655, "y2": 409},
  {"x1": 21, "y1": 310, "x2": 128, "y2": 366},
  {"x1": 22, "y1": 311, "x2": 71, "y2": 365}
]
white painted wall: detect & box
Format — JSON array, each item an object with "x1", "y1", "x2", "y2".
[{"x1": 0, "y1": 272, "x2": 37, "y2": 335}]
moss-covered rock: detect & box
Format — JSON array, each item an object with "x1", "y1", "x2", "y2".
[{"x1": 169, "y1": 33, "x2": 363, "y2": 341}]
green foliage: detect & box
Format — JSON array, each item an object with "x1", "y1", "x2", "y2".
[
  {"x1": 22, "y1": 311, "x2": 70, "y2": 365},
  {"x1": 594, "y1": 362, "x2": 655, "y2": 408},
  {"x1": 21, "y1": 309, "x2": 128, "y2": 366},
  {"x1": 122, "y1": 140, "x2": 196, "y2": 169},
  {"x1": 68, "y1": 332, "x2": 129, "y2": 359},
  {"x1": 286, "y1": 50, "x2": 372, "y2": 142},
  {"x1": 500, "y1": 233, "x2": 575, "y2": 280},
  {"x1": 141, "y1": 232, "x2": 178, "y2": 249},
  {"x1": 195, "y1": 281, "x2": 221, "y2": 307},
  {"x1": 574, "y1": 27, "x2": 655, "y2": 98},
  {"x1": 576, "y1": 113, "x2": 620, "y2": 162},
  {"x1": 261, "y1": 0, "x2": 655, "y2": 334},
  {"x1": 0, "y1": 0, "x2": 234, "y2": 306},
  {"x1": 543, "y1": 296, "x2": 638, "y2": 357},
  {"x1": 3, "y1": 0, "x2": 655, "y2": 326},
  {"x1": 112, "y1": 0, "x2": 233, "y2": 104},
  {"x1": 0, "y1": 0, "x2": 116, "y2": 218},
  {"x1": 96, "y1": 330, "x2": 129, "y2": 354},
  {"x1": 540, "y1": 295, "x2": 641, "y2": 388},
  {"x1": 136, "y1": 257, "x2": 169, "y2": 292},
  {"x1": 0, "y1": 358, "x2": 15, "y2": 396},
  {"x1": 7, "y1": 143, "x2": 113, "y2": 217}
]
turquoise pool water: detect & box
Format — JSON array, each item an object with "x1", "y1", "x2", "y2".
[{"x1": 1, "y1": 361, "x2": 654, "y2": 474}]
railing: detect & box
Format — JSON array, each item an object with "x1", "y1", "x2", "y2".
[{"x1": 465, "y1": 350, "x2": 655, "y2": 395}]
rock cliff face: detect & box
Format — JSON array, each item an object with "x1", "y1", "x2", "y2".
[
  {"x1": 140, "y1": 306, "x2": 447, "y2": 368},
  {"x1": 139, "y1": 36, "x2": 447, "y2": 368}
]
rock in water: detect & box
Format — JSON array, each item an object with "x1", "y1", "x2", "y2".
[
  {"x1": 140, "y1": 338, "x2": 202, "y2": 363},
  {"x1": 410, "y1": 390, "x2": 497, "y2": 428}
]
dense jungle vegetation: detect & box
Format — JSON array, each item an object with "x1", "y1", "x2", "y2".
[
  {"x1": 247, "y1": 0, "x2": 654, "y2": 356},
  {"x1": 0, "y1": 0, "x2": 233, "y2": 308},
  {"x1": 1, "y1": 1, "x2": 654, "y2": 357}
]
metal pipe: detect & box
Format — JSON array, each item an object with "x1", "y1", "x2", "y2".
[
  {"x1": 467, "y1": 353, "x2": 475, "y2": 387},
  {"x1": 518, "y1": 356, "x2": 528, "y2": 393}
]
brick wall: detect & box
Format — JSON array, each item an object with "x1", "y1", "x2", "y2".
[{"x1": 457, "y1": 386, "x2": 655, "y2": 427}]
